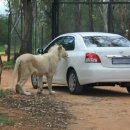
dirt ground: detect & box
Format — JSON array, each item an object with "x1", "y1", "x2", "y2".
[{"x1": 1, "y1": 69, "x2": 130, "y2": 130}]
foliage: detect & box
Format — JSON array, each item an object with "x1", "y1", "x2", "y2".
[
  {"x1": 0, "y1": 89, "x2": 13, "y2": 98},
  {"x1": 0, "y1": 113, "x2": 15, "y2": 126},
  {"x1": 4, "y1": 0, "x2": 130, "y2": 56},
  {"x1": 3, "y1": 60, "x2": 14, "y2": 69},
  {"x1": 0, "y1": 16, "x2": 8, "y2": 45},
  {"x1": 0, "y1": 46, "x2": 5, "y2": 54}
]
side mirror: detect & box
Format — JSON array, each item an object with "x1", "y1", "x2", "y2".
[{"x1": 36, "y1": 48, "x2": 44, "y2": 54}]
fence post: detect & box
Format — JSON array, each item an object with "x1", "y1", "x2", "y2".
[{"x1": 52, "y1": 0, "x2": 59, "y2": 39}]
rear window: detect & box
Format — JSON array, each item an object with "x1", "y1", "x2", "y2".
[{"x1": 83, "y1": 36, "x2": 130, "y2": 47}]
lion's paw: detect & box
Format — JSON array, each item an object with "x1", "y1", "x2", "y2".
[
  {"x1": 49, "y1": 90, "x2": 56, "y2": 95},
  {"x1": 24, "y1": 91, "x2": 31, "y2": 96}
]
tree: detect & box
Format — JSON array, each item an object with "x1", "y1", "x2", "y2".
[
  {"x1": 99, "y1": 0, "x2": 114, "y2": 32},
  {"x1": 128, "y1": 24, "x2": 130, "y2": 40},
  {"x1": 99, "y1": 0, "x2": 109, "y2": 32},
  {"x1": 6, "y1": 0, "x2": 36, "y2": 55},
  {"x1": 88, "y1": 0, "x2": 94, "y2": 31},
  {"x1": 115, "y1": 3, "x2": 128, "y2": 35},
  {"x1": 74, "y1": 0, "x2": 82, "y2": 31},
  {"x1": 20, "y1": 0, "x2": 34, "y2": 54},
  {"x1": 0, "y1": 16, "x2": 8, "y2": 44}
]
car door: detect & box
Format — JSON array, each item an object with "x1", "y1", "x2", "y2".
[
  {"x1": 53, "y1": 36, "x2": 75, "y2": 84},
  {"x1": 44, "y1": 36, "x2": 75, "y2": 85}
]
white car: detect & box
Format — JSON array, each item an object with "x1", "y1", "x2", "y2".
[{"x1": 31, "y1": 32, "x2": 130, "y2": 94}]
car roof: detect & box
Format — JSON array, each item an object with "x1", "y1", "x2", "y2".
[{"x1": 60, "y1": 32, "x2": 120, "y2": 37}]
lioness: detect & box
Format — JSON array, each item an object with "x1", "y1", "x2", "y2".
[{"x1": 11, "y1": 45, "x2": 68, "y2": 95}]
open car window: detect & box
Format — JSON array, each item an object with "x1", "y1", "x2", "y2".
[
  {"x1": 62, "y1": 36, "x2": 75, "y2": 50},
  {"x1": 44, "y1": 37, "x2": 64, "y2": 53},
  {"x1": 44, "y1": 36, "x2": 75, "y2": 53}
]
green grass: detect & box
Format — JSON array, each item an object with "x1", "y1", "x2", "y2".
[
  {"x1": 3, "y1": 60, "x2": 14, "y2": 69},
  {"x1": 0, "y1": 113, "x2": 15, "y2": 126},
  {"x1": 0, "y1": 89, "x2": 13, "y2": 98},
  {"x1": 0, "y1": 46, "x2": 5, "y2": 55},
  {"x1": 0, "y1": 89, "x2": 15, "y2": 125},
  {"x1": 20, "y1": 115, "x2": 29, "y2": 123}
]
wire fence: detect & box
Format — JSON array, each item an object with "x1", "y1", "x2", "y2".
[{"x1": 8, "y1": 1, "x2": 130, "y2": 60}]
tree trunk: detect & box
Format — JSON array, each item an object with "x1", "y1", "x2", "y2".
[
  {"x1": 99, "y1": 0, "x2": 108, "y2": 32},
  {"x1": 20, "y1": 0, "x2": 33, "y2": 54},
  {"x1": 128, "y1": 24, "x2": 130, "y2": 41},
  {"x1": 74, "y1": 0, "x2": 81, "y2": 32},
  {"x1": 88, "y1": 0, "x2": 94, "y2": 31}
]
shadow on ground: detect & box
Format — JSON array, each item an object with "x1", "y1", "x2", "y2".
[{"x1": 51, "y1": 85, "x2": 130, "y2": 97}]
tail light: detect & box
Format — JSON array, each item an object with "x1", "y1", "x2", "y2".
[{"x1": 85, "y1": 53, "x2": 101, "y2": 63}]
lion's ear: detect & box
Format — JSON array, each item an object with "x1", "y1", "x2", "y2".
[{"x1": 58, "y1": 45, "x2": 62, "y2": 51}]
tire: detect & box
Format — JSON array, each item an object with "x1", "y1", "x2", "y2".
[
  {"x1": 31, "y1": 74, "x2": 39, "y2": 89},
  {"x1": 67, "y1": 70, "x2": 83, "y2": 94},
  {"x1": 126, "y1": 87, "x2": 130, "y2": 94}
]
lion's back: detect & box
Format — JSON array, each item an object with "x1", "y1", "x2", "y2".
[{"x1": 17, "y1": 53, "x2": 35, "y2": 62}]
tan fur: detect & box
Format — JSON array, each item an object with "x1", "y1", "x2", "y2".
[{"x1": 11, "y1": 45, "x2": 68, "y2": 95}]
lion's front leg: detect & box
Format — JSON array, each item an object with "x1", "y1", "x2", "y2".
[
  {"x1": 37, "y1": 76, "x2": 44, "y2": 94},
  {"x1": 47, "y1": 76, "x2": 55, "y2": 94}
]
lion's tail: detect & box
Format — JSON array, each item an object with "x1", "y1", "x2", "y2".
[{"x1": 11, "y1": 58, "x2": 21, "y2": 89}]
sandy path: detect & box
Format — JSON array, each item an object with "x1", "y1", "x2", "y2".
[{"x1": 1, "y1": 69, "x2": 130, "y2": 130}]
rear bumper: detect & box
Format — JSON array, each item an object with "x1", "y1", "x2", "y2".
[{"x1": 77, "y1": 64, "x2": 130, "y2": 85}]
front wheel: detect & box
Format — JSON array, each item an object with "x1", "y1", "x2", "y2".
[
  {"x1": 31, "y1": 74, "x2": 39, "y2": 89},
  {"x1": 67, "y1": 70, "x2": 83, "y2": 94}
]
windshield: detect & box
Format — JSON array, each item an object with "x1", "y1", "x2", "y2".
[{"x1": 83, "y1": 36, "x2": 130, "y2": 47}]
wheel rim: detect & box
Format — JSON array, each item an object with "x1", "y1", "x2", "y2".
[
  {"x1": 31, "y1": 75, "x2": 38, "y2": 86},
  {"x1": 69, "y1": 73, "x2": 77, "y2": 92}
]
